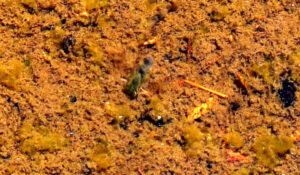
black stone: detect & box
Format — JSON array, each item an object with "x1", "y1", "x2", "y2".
[
  {"x1": 206, "y1": 161, "x2": 213, "y2": 169},
  {"x1": 278, "y1": 80, "x2": 296, "y2": 107},
  {"x1": 138, "y1": 114, "x2": 172, "y2": 128},
  {"x1": 230, "y1": 101, "x2": 240, "y2": 111},
  {"x1": 133, "y1": 131, "x2": 140, "y2": 138},
  {"x1": 62, "y1": 35, "x2": 76, "y2": 54},
  {"x1": 69, "y1": 96, "x2": 77, "y2": 103}
]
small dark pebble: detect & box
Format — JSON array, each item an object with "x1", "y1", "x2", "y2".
[
  {"x1": 13, "y1": 103, "x2": 21, "y2": 113},
  {"x1": 22, "y1": 4, "x2": 35, "y2": 14},
  {"x1": 133, "y1": 131, "x2": 140, "y2": 138},
  {"x1": 138, "y1": 114, "x2": 172, "y2": 127},
  {"x1": 109, "y1": 118, "x2": 129, "y2": 130},
  {"x1": 278, "y1": 79, "x2": 296, "y2": 107},
  {"x1": 143, "y1": 57, "x2": 154, "y2": 68},
  {"x1": 0, "y1": 154, "x2": 11, "y2": 160},
  {"x1": 168, "y1": 1, "x2": 178, "y2": 12},
  {"x1": 230, "y1": 101, "x2": 240, "y2": 111},
  {"x1": 119, "y1": 121, "x2": 128, "y2": 130},
  {"x1": 69, "y1": 96, "x2": 77, "y2": 103},
  {"x1": 267, "y1": 125, "x2": 276, "y2": 134},
  {"x1": 151, "y1": 14, "x2": 165, "y2": 25},
  {"x1": 206, "y1": 161, "x2": 213, "y2": 169},
  {"x1": 62, "y1": 35, "x2": 76, "y2": 54},
  {"x1": 175, "y1": 138, "x2": 186, "y2": 147},
  {"x1": 109, "y1": 118, "x2": 118, "y2": 125},
  {"x1": 82, "y1": 164, "x2": 92, "y2": 175},
  {"x1": 194, "y1": 118, "x2": 203, "y2": 123},
  {"x1": 168, "y1": 170, "x2": 175, "y2": 175},
  {"x1": 61, "y1": 19, "x2": 66, "y2": 24}
]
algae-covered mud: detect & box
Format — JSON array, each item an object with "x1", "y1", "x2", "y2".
[{"x1": 0, "y1": 0, "x2": 299, "y2": 174}]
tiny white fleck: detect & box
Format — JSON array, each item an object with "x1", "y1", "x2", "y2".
[
  {"x1": 157, "y1": 116, "x2": 162, "y2": 120},
  {"x1": 118, "y1": 115, "x2": 124, "y2": 119}
]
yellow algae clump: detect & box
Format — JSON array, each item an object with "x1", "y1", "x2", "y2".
[
  {"x1": 105, "y1": 102, "x2": 135, "y2": 125},
  {"x1": 0, "y1": 60, "x2": 24, "y2": 90},
  {"x1": 210, "y1": 6, "x2": 230, "y2": 21},
  {"x1": 20, "y1": 0, "x2": 57, "y2": 11},
  {"x1": 91, "y1": 139, "x2": 112, "y2": 171},
  {"x1": 48, "y1": 27, "x2": 66, "y2": 46},
  {"x1": 253, "y1": 135, "x2": 293, "y2": 168},
  {"x1": 96, "y1": 14, "x2": 116, "y2": 29},
  {"x1": 84, "y1": 0, "x2": 109, "y2": 10},
  {"x1": 224, "y1": 132, "x2": 244, "y2": 149},
  {"x1": 148, "y1": 96, "x2": 167, "y2": 117},
  {"x1": 231, "y1": 168, "x2": 250, "y2": 175},
  {"x1": 144, "y1": 0, "x2": 174, "y2": 12},
  {"x1": 85, "y1": 42, "x2": 104, "y2": 66},
  {"x1": 144, "y1": 0, "x2": 163, "y2": 10},
  {"x1": 251, "y1": 63, "x2": 273, "y2": 84},
  {"x1": 183, "y1": 125, "x2": 205, "y2": 156},
  {"x1": 19, "y1": 120, "x2": 69, "y2": 156},
  {"x1": 289, "y1": 48, "x2": 300, "y2": 83},
  {"x1": 289, "y1": 47, "x2": 300, "y2": 65}
]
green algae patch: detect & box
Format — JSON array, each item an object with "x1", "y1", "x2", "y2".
[
  {"x1": 91, "y1": 139, "x2": 112, "y2": 171},
  {"x1": 124, "y1": 57, "x2": 153, "y2": 98},
  {"x1": 183, "y1": 125, "x2": 205, "y2": 156},
  {"x1": 0, "y1": 60, "x2": 24, "y2": 90},
  {"x1": 253, "y1": 134, "x2": 293, "y2": 168},
  {"x1": 224, "y1": 132, "x2": 244, "y2": 149},
  {"x1": 19, "y1": 120, "x2": 69, "y2": 156}
]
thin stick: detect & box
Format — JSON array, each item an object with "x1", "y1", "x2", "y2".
[
  {"x1": 205, "y1": 55, "x2": 222, "y2": 69},
  {"x1": 180, "y1": 79, "x2": 228, "y2": 98},
  {"x1": 143, "y1": 37, "x2": 157, "y2": 46},
  {"x1": 138, "y1": 167, "x2": 145, "y2": 175}
]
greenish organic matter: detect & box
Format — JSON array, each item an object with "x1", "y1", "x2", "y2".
[{"x1": 125, "y1": 57, "x2": 153, "y2": 98}]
